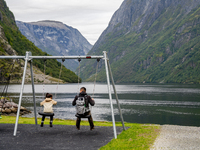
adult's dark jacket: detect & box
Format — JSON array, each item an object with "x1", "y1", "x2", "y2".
[{"x1": 72, "y1": 91, "x2": 95, "y2": 109}]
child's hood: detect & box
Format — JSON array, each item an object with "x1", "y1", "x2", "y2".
[{"x1": 45, "y1": 98, "x2": 53, "y2": 102}]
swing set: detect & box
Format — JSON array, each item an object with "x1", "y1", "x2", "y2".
[{"x1": 0, "y1": 51, "x2": 125, "y2": 139}]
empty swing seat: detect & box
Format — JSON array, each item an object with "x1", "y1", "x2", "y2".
[
  {"x1": 38, "y1": 112, "x2": 54, "y2": 116},
  {"x1": 75, "y1": 114, "x2": 91, "y2": 118}
]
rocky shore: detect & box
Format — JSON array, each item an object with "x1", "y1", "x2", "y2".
[{"x1": 0, "y1": 97, "x2": 31, "y2": 116}]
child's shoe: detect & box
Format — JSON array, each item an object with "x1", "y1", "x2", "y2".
[
  {"x1": 41, "y1": 121, "x2": 44, "y2": 127},
  {"x1": 50, "y1": 121, "x2": 53, "y2": 127},
  {"x1": 90, "y1": 126, "x2": 94, "y2": 131}
]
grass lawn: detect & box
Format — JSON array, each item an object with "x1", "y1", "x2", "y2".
[{"x1": 0, "y1": 116, "x2": 160, "y2": 149}]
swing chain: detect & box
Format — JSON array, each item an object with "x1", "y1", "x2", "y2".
[
  {"x1": 77, "y1": 58, "x2": 81, "y2": 95},
  {"x1": 92, "y1": 58, "x2": 100, "y2": 98},
  {"x1": 1, "y1": 59, "x2": 15, "y2": 98},
  {"x1": 43, "y1": 59, "x2": 46, "y2": 99},
  {"x1": 55, "y1": 59, "x2": 65, "y2": 99}
]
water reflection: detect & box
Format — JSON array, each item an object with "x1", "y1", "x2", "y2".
[{"x1": 1, "y1": 83, "x2": 200, "y2": 126}]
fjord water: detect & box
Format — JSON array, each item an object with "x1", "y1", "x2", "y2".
[{"x1": 1, "y1": 83, "x2": 200, "y2": 126}]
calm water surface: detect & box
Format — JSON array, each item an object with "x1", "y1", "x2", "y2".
[{"x1": 1, "y1": 83, "x2": 200, "y2": 126}]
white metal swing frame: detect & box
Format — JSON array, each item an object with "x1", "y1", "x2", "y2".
[{"x1": 0, "y1": 51, "x2": 125, "y2": 139}]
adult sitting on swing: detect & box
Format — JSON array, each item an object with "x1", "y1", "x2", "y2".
[
  {"x1": 40, "y1": 93, "x2": 57, "y2": 127},
  {"x1": 72, "y1": 87, "x2": 95, "y2": 130}
]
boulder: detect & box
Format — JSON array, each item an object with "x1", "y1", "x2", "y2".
[
  {"x1": 1, "y1": 108, "x2": 5, "y2": 113},
  {"x1": 11, "y1": 107, "x2": 17, "y2": 113},
  {"x1": 5, "y1": 108, "x2": 11, "y2": 113},
  {"x1": 3, "y1": 103, "x2": 9, "y2": 108},
  {"x1": 20, "y1": 111, "x2": 25, "y2": 115},
  {"x1": 3, "y1": 102, "x2": 12, "y2": 108},
  {"x1": 20, "y1": 106, "x2": 27, "y2": 111},
  {"x1": 11, "y1": 102, "x2": 18, "y2": 108}
]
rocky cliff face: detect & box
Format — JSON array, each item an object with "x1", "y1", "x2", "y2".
[
  {"x1": 0, "y1": 25, "x2": 16, "y2": 55},
  {"x1": 94, "y1": 0, "x2": 200, "y2": 48},
  {"x1": 0, "y1": 2, "x2": 21, "y2": 83},
  {"x1": 81, "y1": 0, "x2": 200, "y2": 83},
  {"x1": 0, "y1": 24, "x2": 64, "y2": 84},
  {"x1": 16, "y1": 20, "x2": 92, "y2": 71}
]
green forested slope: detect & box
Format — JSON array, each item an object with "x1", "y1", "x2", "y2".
[
  {"x1": 81, "y1": 0, "x2": 200, "y2": 84},
  {"x1": 0, "y1": 0, "x2": 78, "y2": 83}
]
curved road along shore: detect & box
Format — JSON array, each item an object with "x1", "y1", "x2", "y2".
[{"x1": 151, "y1": 125, "x2": 200, "y2": 150}]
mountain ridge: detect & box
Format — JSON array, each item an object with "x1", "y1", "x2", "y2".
[
  {"x1": 16, "y1": 20, "x2": 92, "y2": 71},
  {"x1": 81, "y1": 0, "x2": 200, "y2": 84}
]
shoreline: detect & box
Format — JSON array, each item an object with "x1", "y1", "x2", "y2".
[
  {"x1": 2, "y1": 113, "x2": 200, "y2": 128},
  {"x1": 2, "y1": 115, "x2": 200, "y2": 128}
]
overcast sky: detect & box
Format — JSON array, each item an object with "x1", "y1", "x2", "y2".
[{"x1": 5, "y1": 0, "x2": 124, "y2": 45}]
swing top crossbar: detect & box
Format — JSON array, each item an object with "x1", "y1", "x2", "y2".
[{"x1": 0, "y1": 55, "x2": 104, "y2": 60}]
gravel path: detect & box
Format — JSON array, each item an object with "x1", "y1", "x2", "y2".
[
  {"x1": 151, "y1": 125, "x2": 200, "y2": 150},
  {"x1": 0, "y1": 124, "x2": 123, "y2": 150}
]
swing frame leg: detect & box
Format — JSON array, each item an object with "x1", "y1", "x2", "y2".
[
  {"x1": 13, "y1": 52, "x2": 29, "y2": 136},
  {"x1": 103, "y1": 51, "x2": 117, "y2": 139},
  {"x1": 107, "y1": 59, "x2": 126, "y2": 131},
  {"x1": 30, "y1": 58, "x2": 38, "y2": 127}
]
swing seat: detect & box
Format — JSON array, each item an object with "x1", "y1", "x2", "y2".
[
  {"x1": 38, "y1": 112, "x2": 54, "y2": 116},
  {"x1": 75, "y1": 114, "x2": 91, "y2": 118}
]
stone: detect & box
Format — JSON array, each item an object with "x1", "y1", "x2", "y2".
[
  {"x1": 5, "y1": 108, "x2": 11, "y2": 113},
  {"x1": 20, "y1": 106, "x2": 27, "y2": 111},
  {"x1": 11, "y1": 102, "x2": 18, "y2": 108},
  {"x1": 3, "y1": 102, "x2": 11, "y2": 108},
  {"x1": 5, "y1": 102, "x2": 12, "y2": 107},
  {"x1": 20, "y1": 112, "x2": 24, "y2": 115},
  {"x1": 11, "y1": 107, "x2": 17, "y2": 113}
]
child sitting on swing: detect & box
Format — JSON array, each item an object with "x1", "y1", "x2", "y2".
[{"x1": 40, "y1": 93, "x2": 57, "y2": 127}]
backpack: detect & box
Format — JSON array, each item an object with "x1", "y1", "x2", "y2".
[{"x1": 76, "y1": 95, "x2": 90, "y2": 115}]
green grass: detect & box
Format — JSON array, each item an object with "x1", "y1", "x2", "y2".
[
  {"x1": 100, "y1": 125, "x2": 160, "y2": 150},
  {"x1": 0, "y1": 116, "x2": 160, "y2": 149}
]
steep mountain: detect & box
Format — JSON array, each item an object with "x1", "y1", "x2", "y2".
[
  {"x1": 81, "y1": 0, "x2": 200, "y2": 84},
  {"x1": 0, "y1": 0, "x2": 79, "y2": 83},
  {"x1": 16, "y1": 20, "x2": 92, "y2": 71}
]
